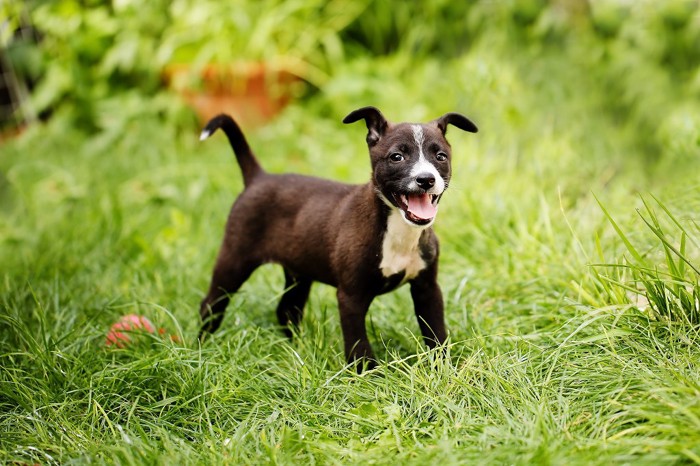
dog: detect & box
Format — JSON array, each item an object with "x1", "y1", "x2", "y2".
[{"x1": 198, "y1": 106, "x2": 477, "y2": 369}]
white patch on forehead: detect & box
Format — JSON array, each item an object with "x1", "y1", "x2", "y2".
[
  {"x1": 380, "y1": 209, "x2": 427, "y2": 280},
  {"x1": 412, "y1": 125, "x2": 424, "y2": 148},
  {"x1": 409, "y1": 124, "x2": 444, "y2": 194}
]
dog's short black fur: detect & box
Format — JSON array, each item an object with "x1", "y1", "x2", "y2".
[{"x1": 198, "y1": 107, "x2": 477, "y2": 369}]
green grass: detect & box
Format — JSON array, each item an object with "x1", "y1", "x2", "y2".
[{"x1": 3, "y1": 11, "x2": 700, "y2": 464}]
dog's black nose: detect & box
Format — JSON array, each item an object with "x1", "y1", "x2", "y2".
[{"x1": 416, "y1": 174, "x2": 436, "y2": 190}]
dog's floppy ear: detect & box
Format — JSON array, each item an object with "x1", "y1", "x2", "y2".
[
  {"x1": 435, "y1": 113, "x2": 478, "y2": 135},
  {"x1": 343, "y1": 106, "x2": 388, "y2": 146}
]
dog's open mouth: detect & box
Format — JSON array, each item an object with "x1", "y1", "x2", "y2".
[{"x1": 393, "y1": 193, "x2": 439, "y2": 225}]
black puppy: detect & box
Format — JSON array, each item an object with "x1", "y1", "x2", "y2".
[{"x1": 198, "y1": 107, "x2": 477, "y2": 368}]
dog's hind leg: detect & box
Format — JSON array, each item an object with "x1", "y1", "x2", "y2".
[
  {"x1": 276, "y1": 268, "x2": 312, "y2": 338},
  {"x1": 198, "y1": 253, "x2": 257, "y2": 341}
]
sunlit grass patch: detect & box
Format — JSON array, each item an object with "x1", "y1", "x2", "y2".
[{"x1": 595, "y1": 194, "x2": 700, "y2": 328}]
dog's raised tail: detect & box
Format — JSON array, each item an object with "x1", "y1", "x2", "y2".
[{"x1": 200, "y1": 114, "x2": 263, "y2": 186}]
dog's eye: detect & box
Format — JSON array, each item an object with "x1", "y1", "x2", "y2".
[
  {"x1": 436, "y1": 152, "x2": 448, "y2": 162},
  {"x1": 389, "y1": 153, "x2": 404, "y2": 162}
]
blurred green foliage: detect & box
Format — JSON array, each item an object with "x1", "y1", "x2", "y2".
[
  {"x1": 3, "y1": 0, "x2": 371, "y2": 130},
  {"x1": 3, "y1": 0, "x2": 699, "y2": 144},
  {"x1": 3, "y1": 0, "x2": 178, "y2": 129}
]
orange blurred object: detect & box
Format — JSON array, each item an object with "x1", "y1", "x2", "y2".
[
  {"x1": 163, "y1": 62, "x2": 303, "y2": 128},
  {"x1": 105, "y1": 314, "x2": 155, "y2": 348}
]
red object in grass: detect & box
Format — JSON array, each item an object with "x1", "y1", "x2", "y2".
[
  {"x1": 105, "y1": 314, "x2": 155, "y2": 348},
  {"x1": 158, "y1": 326, "x2": 181, "y2": 343}
]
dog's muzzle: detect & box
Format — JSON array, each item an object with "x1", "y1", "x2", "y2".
[{"x1": 392, "y1": 191, "x2": 440, "y2": 226}]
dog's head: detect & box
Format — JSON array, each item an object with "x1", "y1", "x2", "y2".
[{"x1": 344, "y1": 106, "x2": 478, "y2": 228}]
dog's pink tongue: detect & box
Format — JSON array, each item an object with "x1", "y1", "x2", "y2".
[{"x1": 407, "y1": 194, "x2": 436, "y2": 219}]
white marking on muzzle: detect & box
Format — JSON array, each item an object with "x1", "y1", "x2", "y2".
[{"x1": 410, "y1": 125, "x2": 444, "y2": 194}]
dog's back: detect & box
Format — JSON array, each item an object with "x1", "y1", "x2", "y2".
[
  {"x1": 201, "y1": 113, "x2": 377, "y2": 286},
  {"x1": 224, "y1": 172, "x2": 361, "y2": 285}
]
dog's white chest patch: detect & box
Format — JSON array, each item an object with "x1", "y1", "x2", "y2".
[{"x1": 380, "y1": 210, "x2": 426, "y2": 279}]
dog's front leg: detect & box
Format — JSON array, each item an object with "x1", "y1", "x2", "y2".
[
  {"x1": 337, "y1": 288, "x2": 376, "y2": 370},
  {"x1": 410, "y1": 267, "x2": 447, "y2": 349}
]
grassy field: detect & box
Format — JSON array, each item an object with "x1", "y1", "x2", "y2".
[{"x1": 3, "y1": 3, "x2": 700, "y2": 464}]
